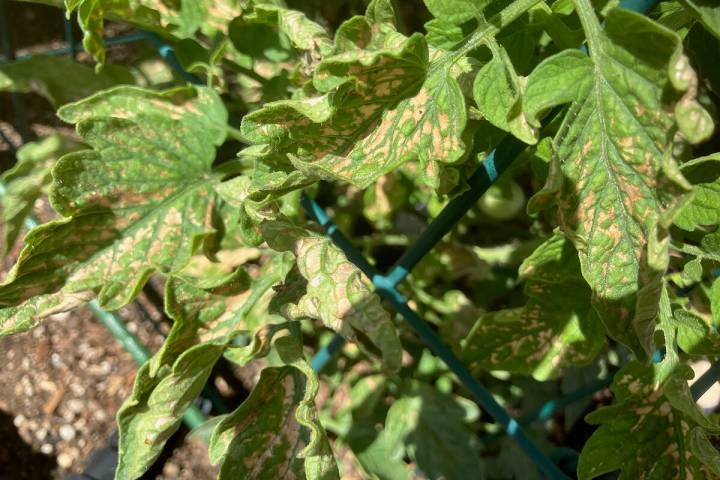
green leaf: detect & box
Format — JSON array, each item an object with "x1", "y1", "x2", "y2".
[
  {"x1": 578, "y1": 361, "x2": 720, "y2": 479},
  {"x1": 473, "y1": 42, "x2": 537, "y2": 144},
  {"x1": 675, "y1": 155, "x2": 720, "y2": 231},
  {"x1": 0, "y1": 135, "x2": 82, "y2": 257},
  {"x1": 261, "y1": 221, "x2": 403, "y2": 372},
  {"x1": 676, "y1": 307, "x2": 720, "y2": 355},
  {"x1": 209, "y1": 337, "x2": 339, "y2": 480},
  {"x1": 423, "y1": 0, "x2": 487, "y2": 24},
  {"x1": 116, "y1": 259, "x2": 294, "y2": 479},
  {"x1": 679, "y1": 0, "x2": 720, "y2": 39},
  {"x1": 425, "y1": 19, "x2": 468, "y2": 50},
  {"x1": 524, "y1": 7, "x2": 701, "y2": 356},
  {"x1": 0, "y1": 86, "x2": 228, "y2": 337},
  {"x1": 711, "y1": 278, "x2": 720, "y2": 324},
  {"x1": 371, "y1": 380, "x2": 483, "y2": 479},
  {"x1": 0, "y1": 55, "x2": 134, "y2": 105},
  {"x1": 462, "y1": 233, "x2": 604, "y2": 380}
]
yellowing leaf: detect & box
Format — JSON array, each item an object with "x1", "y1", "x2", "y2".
[
  {"x1": 261, "y1": 222, "x2": 403, "y2": 371},
  {"x1": 0, "y1": 86, "x2": 227, "y2": 337},
  {"x1": 209, "y1": 337, "x2": 338, "y2": 480},
  {"x1": 524, "y1": 7, "x2": 701, "y2": 357}
]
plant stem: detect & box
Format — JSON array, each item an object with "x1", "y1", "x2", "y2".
[{"x1": 572, "y1": 0, "x2": 604, "y2": 54}]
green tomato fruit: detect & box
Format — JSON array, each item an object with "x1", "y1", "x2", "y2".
[{"x1": 478, "y1": 181, "x2": 526, "y2": 220}]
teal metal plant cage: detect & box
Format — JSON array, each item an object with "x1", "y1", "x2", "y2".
[{"x1": 1, "y1": 0, "x2": 718, "y2": 478}]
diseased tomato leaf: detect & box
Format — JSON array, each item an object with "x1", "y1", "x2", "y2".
[
  {"x1": 579, "y1": 361, "x2": 720, "y2": 479},
  {"x1": 261, "y1": 221, "x2": 403, "y2": 372},
  {"x1": 462, "y1": 233, "x2": 604, "y2": 381},
  {"x1": 524, "y1": 7, "x2": 706, "y2": 357},
  {"x1": 0, "y1": 86, "x2": 227, "y2": 336},
  {"x1": 209, "y1": 336, "x2": 339, "y2": 480},
  {"x1": 116, "y1": 255, "x2": 294, "y2": 480}
]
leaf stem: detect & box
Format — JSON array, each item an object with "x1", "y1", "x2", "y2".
[
  {"x1": 572, "y1": 0, "x2": 604, "y2": 54},
  {"x1": 452, "y1": 0, "x2": 546, "y2": 61}
]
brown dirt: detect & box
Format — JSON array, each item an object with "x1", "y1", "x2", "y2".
[{"x1": 0, "y1": 300, "x2": 219, "y2": 479}]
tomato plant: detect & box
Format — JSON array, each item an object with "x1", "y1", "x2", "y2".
[{"x1": 1, "y1": 0, "x2": 720, "y2": 478}]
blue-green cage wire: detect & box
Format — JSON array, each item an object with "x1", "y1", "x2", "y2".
[{"x1": 1, "y1": 0, "x2": 718, "y2": 478}]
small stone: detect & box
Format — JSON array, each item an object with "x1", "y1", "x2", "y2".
[
  {"x1": 50, "y1": 353, "x2": 64, "y2": 368},
  {"x1": 57, "y1": 452, "x2": 73, "y2": 469},
  {"x1": 35, "y1": 428, "x2": 48, "y2": 442},
  {"x1": 163, "y1": 462, "x2": 180, "y2": 477},
  {"x1": 59, "y1": 424, "x2": 76, "y2": 441},
  {"x1": 69, "y1": 383, "x2": 85, "y2": 396},
  {"x1": 67, "y1": 399, "x2": 84, "y2": 414},
  {"x1": 97, "y1": 361, "x2": 111, "y2": 375},
  {"x1": 40, "y1": 443, "x2": 53, "y2": 455},
  {"x1": 13, "y1": 414, "x2": 25, "y2": 428}
]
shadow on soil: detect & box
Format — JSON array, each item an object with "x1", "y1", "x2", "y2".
[{"x1": 0, "y1": 409, "x2": 56, "y2": 479}]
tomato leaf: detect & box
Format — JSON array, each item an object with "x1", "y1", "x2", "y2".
[
  {"x1": 524, "y1": 7, "x2": 704, "y2": 357},
  {"x1": 209, "y1": 336, "x2": 339, "y2": 480},
  {"x1": 0, "y1": 86, "x2": 227, "y2": 336},
  {"x1": 462, "y1": 233, "x2": 604, "y2": 381},
  {"x1": 261, "y1": 221, "x2": 403, "y2": 372},
  {"x1": 0, "y1": 55, "x2": 134, "y2": 105},
  {"x1": 116, "y1": 257, "x2": 294, "y2": 479},
  {"x1": 578, "y1": 361, "x2": 720, "y2": 479},
  {"x1": 0, "y1": 135, "x2": 82, "y2": 257}
]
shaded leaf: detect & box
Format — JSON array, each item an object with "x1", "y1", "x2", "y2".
[
  {"x1": 680, "y1": 0, "x2": 720, "y2": 39},
  {"x1": 676, "y1": 306, "x2": 720, "y2": 355},
  {"x1": 578, "y1": 361, "x2": 720, "y2": 479},
  {"x1": 0, "y1": 55, "x2": 134, "y2": 105},
  {"x1": 371, "y1": 380, "x2": 483, "y2": 480},
  {"x1": 0, "y1": 135, "x2": 82, "y2": 257},
  {"x1": 462, "y1": 233, "x2": 604, "y2": 380},
  {"x1": 64, "y1": 0, "x2": 241, "y2": 65}
]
